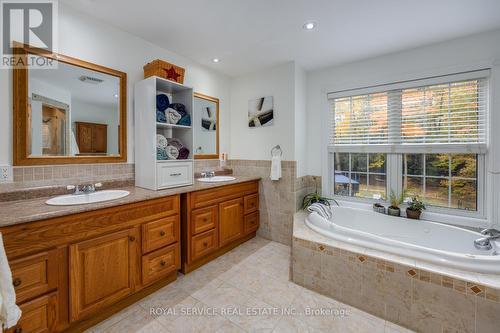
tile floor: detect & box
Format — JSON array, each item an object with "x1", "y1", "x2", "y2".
[{"x1": 88, "y1": 237, "x2": 414, "y2": 333}]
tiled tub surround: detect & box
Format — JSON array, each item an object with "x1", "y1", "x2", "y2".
[{"x1": 292, "y1": 212, "x2": 500, "y2": 333}]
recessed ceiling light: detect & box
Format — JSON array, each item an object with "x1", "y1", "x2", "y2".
[
  {"x1": 212, "y1": 58, "x2": 220, "y2": 63},
  {"x1": 114, "y1": 94, "x2": 118, "y2": 98},
  {"x1": 303, "y1": 22, "x2": 315, "y2": 30}
]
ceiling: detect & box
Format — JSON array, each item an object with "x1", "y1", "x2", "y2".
[{"x1": 62, "y1": 0, "x2": 500, "y2": 77}]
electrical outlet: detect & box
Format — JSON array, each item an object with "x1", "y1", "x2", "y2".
[{"x1": 0, "y1": 165, "x2": 13, "y2": 182}]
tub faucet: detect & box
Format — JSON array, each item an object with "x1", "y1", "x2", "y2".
[{"x1": 474, "y1": 228, "x2": 500, "y2": 251}]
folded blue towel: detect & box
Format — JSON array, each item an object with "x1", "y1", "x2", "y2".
[
  {"x1": 178, "y1": 114, "x2": 191, "y2": 126},
  {"x1": 156, "y1": 94, "x2": 170, "y2": 112},
  {"x1": 156, "y1": 110, "x2": 166, "y2": 123},
  {"x1": 157, "y1": 147, "x2": 168, "y2": 160}
]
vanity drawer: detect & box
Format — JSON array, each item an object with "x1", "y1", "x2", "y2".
[
  {"x1": 191, "y1": 181, "x2": 258, "y2": 209},
  {"x1": 191, "y1": 206, "x2": 217, "y2": 235},
  {"x1": 157, "y1": 162, "x2": 193, "y2": 189},
  {"x1": 244, "y1": 194, "x2": 259, "y2": 214},
  {"x1": 244, "y1": 212, "x2": 260, "y2": 234},
  {"x1": 142, "y1": 244, "x2": 179, "y2": 286},
  {"x1": 5, "y1": 292, "x2": 58, "y2": 333},
  {"x1": 142, "y1": 216, "x2": 179, "y2": 254},
  {"x1": 10, "y1": 250, "x2": 58, "y2": 304},
  {"x1": 191, "y1": 229, "x2": 218, "y2": 262}
]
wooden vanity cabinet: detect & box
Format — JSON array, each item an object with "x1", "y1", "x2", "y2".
[
  {"x1": 0, "y1": 195, "x2": 180, "y2": 333},
  {"x1": 181, "y1": 180, "x2": 259, "y2": 273}
]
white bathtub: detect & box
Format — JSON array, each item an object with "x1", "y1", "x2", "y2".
[{"x1": 305, "y1": 206, "x2": 500, "y2": 274}]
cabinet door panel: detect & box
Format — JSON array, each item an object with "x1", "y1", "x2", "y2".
[
  {"x1": 10, "y1": 249, "x2": 58, "y2": 304},
  {"x1": 69, "y1": 228, "x2": 138, "y2": 322},
  {"x1": 219, "y1": 198, "x2": 244, "y2": 247},
  {"x1": 5, "y1": 292, "x2": 58, "y2": 333}
]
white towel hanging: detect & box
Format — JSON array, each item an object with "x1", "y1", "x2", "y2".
[
  {"x1": 0, "y1": 233, "x2": 21, "y2": 329},
  {"x1": 270, "y1": 155, "x2": 282, "y2": 181}
]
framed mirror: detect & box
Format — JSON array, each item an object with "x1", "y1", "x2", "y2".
[
  {"x1": 193, "y1": 93, "x2": 219, "y2": 159},
  {"x1": 13, "y1": 44, "x2": 127, "y2": 165}
]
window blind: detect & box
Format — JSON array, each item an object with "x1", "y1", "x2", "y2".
[{"x1": 328, "y1": 71, "x2": 488, "y2": 153}]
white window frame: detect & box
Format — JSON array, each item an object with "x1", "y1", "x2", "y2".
[{"x1": 325, "y1": 70, "x2": 491, "y2": 227}]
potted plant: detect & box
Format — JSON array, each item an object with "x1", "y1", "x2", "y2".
[
  {"x1": 373, "y1": 202, "x2": 386, "y2": 214},
  {"x1": 388, "y1": 190, "x2": 406, "y2": 217},
  {"x1": 302, "y1": 182, "x2": 339, "y2": 210},
  {"x1": 406, "y1": 196, "x2": 426, "y2": 219}
]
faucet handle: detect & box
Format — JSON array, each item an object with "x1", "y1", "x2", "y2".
[{"x1": 481, "y1": 228, "x2": 500, "y2": 236}]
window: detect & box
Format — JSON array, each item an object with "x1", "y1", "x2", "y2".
[
  {"x1": 402, "y1": 154, "x2": 478, "y2": 210},
  {"x1": 334, "y1": 153, "x2": 387, "y2": 199},
  {"x1": 327, "y1": 70, "x2": 489, "y2": 217}
]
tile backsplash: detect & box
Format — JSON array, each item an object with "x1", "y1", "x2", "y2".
[{"x1": 0, "y1": 163, "x2": 134, "y2": 192}]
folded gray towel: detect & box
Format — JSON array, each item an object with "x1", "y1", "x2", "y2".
[
  {"x1": 166, "y1": 108, "x2": 182, "y2": 124},
  {"x1": 165, "y1": 145, "x2": 179, "y2": 160}
]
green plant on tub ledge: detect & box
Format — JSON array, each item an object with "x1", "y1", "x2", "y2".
[
  {"x1": 301, "y1": 182, "x2": 339, "y2": 210},
  {"x1": 387, "y1": 189, "x2": 407, "y2": 217},
  {"x1": 405, "y1": 196, "x2": 426, "y2": 220}
]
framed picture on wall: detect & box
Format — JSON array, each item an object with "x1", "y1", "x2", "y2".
[{"x1": 248, "y1": 96, "x2": 273, "y2": 127}]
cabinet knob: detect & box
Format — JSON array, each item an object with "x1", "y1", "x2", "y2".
[
  {"x1": 160, "y1": 260, "x2": 166, "y2": 267},
  {"x1": 129, "y1": 236, "x2": 136, "y2": 242},
  {"x1": 203, "y1": 241, "x2": 208, "y2": 247},
  {"x1": 13, "y1": 278, "x2": 21, "y2": 287},
  {"x1": 203, "y1": 218, "x2": 207, "y2": 222},
  {"x1": 159, "y1": 230, "x2": 166, "y2": 236},
  {"x1": 14, "y1": 327, "x2": 23, "y2": 333}
]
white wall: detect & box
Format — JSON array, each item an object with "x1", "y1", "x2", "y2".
[
  {"x1": 306, "y1": 29, "x2": 500, "y2": 225},
  {"x1": 229, "y1": 61, "x2": 295, "y2": 161},
  {"x1": 294, "y1": 64, "x2": 307, "y2": 177},
  {"x1": 0, "y1": 3, "x2": 231, "y2": 165}
]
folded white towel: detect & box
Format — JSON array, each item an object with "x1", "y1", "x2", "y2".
[
  {"x1": 166, "y1": 108, "x2": 182, "y2": 124},
  {"x1": 0, "y1": 234, "x2": 21, "y2": 329},
  {"x1": 165, "y1": 145, "x2": 179, "y2": 160},
  {"x1": 270, "y1": 155, "x2": 282, "y2": 181}
]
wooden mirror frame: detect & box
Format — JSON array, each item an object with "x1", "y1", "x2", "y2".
[
  {"x1": 193, "y1": 92, "x2": 219, "y2": 160},
  {"x1": 13, "y1": 44, "x2": 127, "y2": 165}
]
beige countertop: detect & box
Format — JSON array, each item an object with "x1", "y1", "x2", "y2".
[{"x1": 0, "y1": 176, "x2": 261, "y2": 228}]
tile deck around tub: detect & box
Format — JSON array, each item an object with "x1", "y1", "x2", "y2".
[
  {"x1": 87, "y1": 237, "x2": 412, "y2": 333},
  {"x1": 293, "y1": 211, "x2": 500, "y2": 291},
  {"x1": 292, "y1": 211, "x2": 500, "y2": 333}
]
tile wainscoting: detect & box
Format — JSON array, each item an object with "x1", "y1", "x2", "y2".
[{"x1": 292, "y1": 215, "x2": 500, "y2": 333}]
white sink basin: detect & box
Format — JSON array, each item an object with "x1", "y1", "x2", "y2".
[
  {"x1": 46, "y1": 190, "x2": 130, "y2": 206},
  {"x1": 196, "y1": 176, "x2": 236, "y2": 183}
]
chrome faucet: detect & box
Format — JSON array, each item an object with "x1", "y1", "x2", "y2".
[
  {"x1": 474, "y1": 228, "x2": 500, "y2": 250},
  {"x1": 67, "y1": 183, "x2": 102, "y2": 195},
  {"x1": 200, "y1": 171, "x2": 215, "y2": 178}
]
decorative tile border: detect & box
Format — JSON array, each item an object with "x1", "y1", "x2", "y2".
[{"x1": 292, "y1": 233, "x2": 500, "y2": 333}]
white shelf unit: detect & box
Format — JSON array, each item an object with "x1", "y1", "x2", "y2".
[{"x1": 135, "y1": 76, "x2": 194, "y2": 190}]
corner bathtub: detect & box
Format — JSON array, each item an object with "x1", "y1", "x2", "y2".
[{"x1": 305, "y1": 206, "x2": 500, "y2": 274}]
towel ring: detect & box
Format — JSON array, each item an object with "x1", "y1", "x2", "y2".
[{"x1": 271, "y1": 145, "x2": 282, "y2": 157}]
